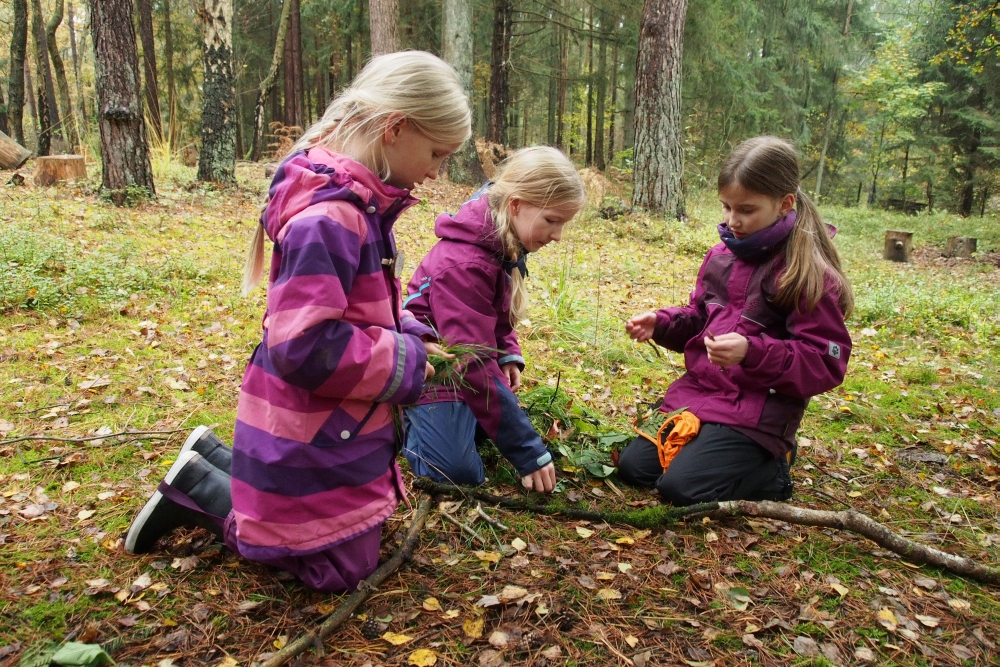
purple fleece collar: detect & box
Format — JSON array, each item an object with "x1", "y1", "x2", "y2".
[{"x1": 718, "y1": 209, "x2": 797, "y2": 261}]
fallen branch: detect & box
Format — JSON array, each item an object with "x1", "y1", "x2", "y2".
[
  {"x1": 259, "y1": 495, "x2": 433, "y2": 667},
  {"x1": 1, "y1": 428, "x2": 188, "y2": 447},
  {"x1": 476, "y1": 503, "x2": 509, "y2": 531},
  {"x1": 439, "y1": 508, "x2": 485, "y2": 545},
  {"x1": 413, "y1": 479, "x2": 718, "y2": 527},
  {"x1": 715, "y1": 500, "x2": 1000, "y2": 586}
]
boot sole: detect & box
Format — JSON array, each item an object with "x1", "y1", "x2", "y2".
[
  {"x1": 179, "y1": 425, "x2": 211, "y2": 458},
  {"x1": 124, "y1": 451, "x2": 202, "y2": 554}
]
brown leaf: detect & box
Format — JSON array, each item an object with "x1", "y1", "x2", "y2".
[{"x1": 792, "y1": 636, "x2": 819, "y2": 657}]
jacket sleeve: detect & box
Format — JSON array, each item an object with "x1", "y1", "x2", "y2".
[
  {"x1": 494, "y1": 295, "x2": 524, "y2": 370},
  {"x1": 651, "y1": 253, "x2": 711, "y2": 352},
  {"x1": 739, "y1": 278, "x2": 851, "y2": 398},
  {"x1": 429, "y1": 262, "x2": 550, "y2": 476},
  {"x1": 264, "y1": 212, "x2": 427, "y2": 405}
]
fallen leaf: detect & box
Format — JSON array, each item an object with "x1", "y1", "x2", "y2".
[
  {"x1": 576, "y1": 526, "x2": 594, "y2": 538},
  {"x1": 463, "y1": 616, "x2": 485, "y2": 639},
  {"x1": 498, "y1": 585, "x2": 528, "y2": 602},
  {"x1": 876, "y1": 607, "x2": 898, "y2": 631},
  {"x1": 792, "y1": 636, "x2": 819, "y2": 657},
  {"x1": 597, "y1": 588, "x2": 622, "y2": 601},
  {"x1": 541, "y1": 646, "x2": 562, "y2": 659},
  {"x1": 912, "y1": 577, "x2": 937, "y2": 590},
  {"x1": 615, "y1": 536, "x2": 635, "y2": 545},
  {"x1": 657, "y1": 561, "x2": 681, "y2": 576},
  {"x1": 475, "y1": 595, "x2": 500, "y2": 608},
  {"x1": 915, "y1": 615, "x2": 940, "y2": 628},
  {"x1": 618, "y1": 563, "x2": 633, "y2": 574},
  {"x1": 474, "y1": 550, "x2": 501, "y2": 564},
  {"x1": 951, "y1": 645, "x2": 975, "y2": 661},
  {"x1": 77, "y1": 509, "x2": 96, "y2": 520},
  {"x1": 624, "y1": 635, "x2": 639, "y2": 648},
  {"x1": 855, "y1": 646, "x2": 874, "y2": 661},
  {"x1": 830, "y1": 583, "x2": 849, "y2": 597},
  {"x1": 422, "y1": 597, "x2": 441, "y2": 611},
  {"x1": 511, "y1": 537, "x2": 527, "y2": 551},
  {"x1": 488, "y1": 631, "x2": 509, "y2": 648},
  {"x1": 408, "y1": 648, "x2": 437, "y2": 666},
  {"x1": 577, "y1": 575, "x2": 597, "y2": 590},
  {"x1": 216, "y1": 657, "x2": 238, "y2": 667},
  {"x1": 742, "y1": 634, "x2": 764, "y2": 650},
  {"x1": 948, "y1": 598, "x2": 971, "y2": 612},
  {"x1": 62, "y1": 481, "x2": 81, "y2": 493},
  {"x1": 704, "y1": 531, "x2": 719, "y2": 543},
  {"x1": 382, "y1": 632, "x2": 414, "y2": 646}
]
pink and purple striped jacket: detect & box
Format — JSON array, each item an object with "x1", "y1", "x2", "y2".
[{"x1": 232, "y1": 147, "x2": 432, "y2": 561}]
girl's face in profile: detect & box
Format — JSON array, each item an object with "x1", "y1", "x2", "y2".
[
  {"x1": 719, "y1": 182, "x2": 795, "y2": 239},
  {"x1": 381, "y1": 116, "x2": 462, "y2": 191},
  {"x1": 509, "y1": 200, "x2": 579, "y2": 252}
]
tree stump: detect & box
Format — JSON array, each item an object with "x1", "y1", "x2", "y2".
[
  {"x1": 0, "y1": 130, "x2": 33, "y2": 170},
  {"x1": 944, "y1": 236, "x2": 977, "y2": 258},
  {"x1": 884, "y1": 231, "x2": 913, "y2": 263},
  {"x1": 34, "y1": 155, "x2": 87, "y2": 186}
]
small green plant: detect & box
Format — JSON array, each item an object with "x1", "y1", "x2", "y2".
[{"x1": 425, "y1": 343, "x2": 500, "y2": 390}]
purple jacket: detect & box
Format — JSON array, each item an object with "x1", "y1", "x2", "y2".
[
  {"x1": 403, "y1": 190, "x2": 551, "y2": 476},
  {"x1": 232, "y1": 148, "x2": 433, "y2": 561},
  {"x1": 653, "y1": 241, "x2": 852, "y2": 458}
]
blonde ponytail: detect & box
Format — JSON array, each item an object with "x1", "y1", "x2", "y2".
[
  {"x1": 488, "y1": 147, "x2": 586, "y2": 326},
  {"x1": 242, "y1": 222, "x2": 265, "y2": 297}
]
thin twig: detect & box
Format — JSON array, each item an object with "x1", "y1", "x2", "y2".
[
  {"x1": 0, "y1": 428, "x2": 189, "y2": 447},
  {"x1": 259, "y1": 496, "x2": 433, "y2": 667},
  {"x1": 440, "y1": 509, "x2": 485, "y2": 545},
  {"x1": 475, "y1": 503, "x2": 509, "y2": 531}
]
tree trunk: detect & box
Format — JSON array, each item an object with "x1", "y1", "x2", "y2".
[
  {"x1": 46, "y1": 0, "x2": 78, "y2": 149},
  {"x1": 24, "y1": 60, "x2": 39, "y2": 135},
  {"x1": 547, "y1": 11, "x2": 557, "y2": 145},
  {"x1": 814, "y1": 0, "x2": 854, "y2": 199},
  {"x1": 0, "y1": 130, "x2": 32, "y2": 169},
  {"x1": 0, "y1": 88, "x2": 7, "y2": 136},
  {"x1": 595, "y1": 28, "x2": 607, "y2": 171},
  {"x1": 283, "y1": 0, "x2": 303, "y2": 129},
  {"x1": 31, "y1": 0, "x2": 61, "y2": 152},
  {"x1": 251, "y1": 0, "x2": 292, "y2": 161},
  {"x1": 632, "y1": 0, "x2": 687, "y2": 218},
  {"x1": 487, "y1": 0, "x2": 512, "y2": 145},
  {"x1": 369, "y1": 0, "x2": 399, "y2": 56},
  {"x1": 556, "y1": 14, "x2": 567, "y2": 150},
  {"x1": 608, "y1": 28, "x2": 619, "y2": 167},
  {"x1": 162, "y1": 0, "x2": 177, "y2": 146},
  {"x1": 585, "y1": 6, "x2": 594, "y2": 165},
  {"x1": 197, "y1": 0, "x2": 236, "y2": 183},
  {"x1": 89, "y1": 0, "x2": 155, "y2": 204},
  {"x1": 7, "y1": 0, "x2": 28, "y2": 146},
  {"x1": 137, "y1": 0, "x2": 162, "y2": 141},
  {"x1": 67, "y1": 2, "x2": 88, "y2": 130},
  {"x1": 442, "y1": 0, "x2": 484, "y2": 185}
]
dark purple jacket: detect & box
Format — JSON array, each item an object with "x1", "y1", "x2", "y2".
[
  {"x1": 653, "y1": 242, "x2": 852, "y2": 458},
  {"x1": 403, "y1": 190, "x2": 551, "y2": 476}
]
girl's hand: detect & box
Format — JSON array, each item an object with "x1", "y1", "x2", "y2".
[
  {"x1": 625, "y1": 312, "x2": 657, "y2": 342},
  {"x1": 501, "y1": 363, "x2": 521, "y2": 392},
  {"x1": 522, "y1": 463, "x2": 556, "y2": 493},
  {"x1": 704, "y1": 332, "x2": 748, "y2": 367},
  {"x1": 423, "y1": 342, "x2": 452, "y2": 381},
  {"x1": 424, "y1": 362, "x2": 435, "y2": 381}
]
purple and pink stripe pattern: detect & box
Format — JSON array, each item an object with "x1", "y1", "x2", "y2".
[{"x1": 232, "y1": 148, "x2": 433, "y2": 561}]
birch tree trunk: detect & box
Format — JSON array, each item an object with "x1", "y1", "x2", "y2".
[
  {"x1": 89, "y1": 0, "x2": 155, "y2": 204},
  {"x1": 251, "y1": 0, "x2": 293, "y2": 161},
  {"x1": 197, "y1": 0, "x2": 236, "y2": 183},
  {"x1": 442, "y1": 0, "x2": 484, "y2": 185},
  {"x1": 369, "y1": 0, "x2": 399, "y2": 57},
  {"x1": 45, "y1": 0, "x2": 78, "y2": 149},
  {"x1": 487, "y1": 0, "x2": 513, "y2": 145},
  {"x1": 137, "y1": 0, "x2": 162, "y2": 141},
  {"x1": 8, "y1": 0, "x2": 28, "y2": 145},
  {"x1": 632, "y1": 0, "x2": 687, "y2": 218}
]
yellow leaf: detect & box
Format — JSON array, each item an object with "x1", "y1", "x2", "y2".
[
  {"x1": 408, "y1": 649, "x2": 438, "y2": 666},
  {"x1": 830, "y1": 583, "x2": 849, "y2": 597},
  {"x1": 498, "y1": 585, "x2": 528, "y2": 602},
  {"x1": 876, "y1": 607, "x2": 898, "y2": 631},
  {"x1": 633, "y1": 530, "x2": 651, "y2": 540},
  {"x1": 705, "y1": 531, "x2": 719, "y2": 543},
  {"x1": 576, "y1": 526, "x2": 594, "y2": 538},
  {"x1": 423, "y1": 597, "x2": 442, "y2": 611},
  {"x1": 474, "y1": 550, "x2": 501, "y2": 564},
  {"x1": 625, "y1": 635, "x2": 639, "y2": 648},
  {"x1": 382, "y1": 632, "x2": 414, "y2": 646},
  {"x1": 615, "y1": 536, "x2": 635, "y2": 545},
  {"x1": 597, "y1": 588, "x2": 622, "y2": 601},
  {"x1": 948, "y1": 598, "x2": 971, "y2": 611},
  {"x1": 273, "y1": 635, "x2": 288, "y2": 650},
  {"x1": 511, "y1": 537, "x2": 527, "y2": 551},
  {"x1": 617, "y1": 563, "x2": 633, "y2": 574},
  {"x1": 316, "y1": 602, "x2": 337, "y2": 614},
  {"x1": 216, "y1": 657, "x2": 239, "y2": 667},
  {"x1": 444, "y1": 609, "x2": 460, "y2": 619},
  {"x1": 847, "y1": 491, "x2": 863, "y2": 498},
  {"x1": 463, "y1": 616, "x2": 485, "y2": 639}
]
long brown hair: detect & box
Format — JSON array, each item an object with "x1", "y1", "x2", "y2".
[{"x1": 718, "y1": 136, "x2": 854, "y2": 317}]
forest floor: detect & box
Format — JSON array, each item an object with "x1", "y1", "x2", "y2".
[{"x1": 0, "y1": 159, "x2": 998, "y2": 667}]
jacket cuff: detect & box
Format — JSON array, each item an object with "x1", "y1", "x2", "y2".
[
  {"x1": 401, "y1": 313, "x2": 437, "y2": 340},
  {"x1": 377, "y1": 332, "x2": 428, "y2": 405},
  {"x1": 741, "y1": 334, "x2": 765, "y2": 370},
  {"x1": 498, "y1": 354, "x2": 525, "y2": 370}
]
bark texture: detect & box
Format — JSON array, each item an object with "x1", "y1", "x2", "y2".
[
  {"x1": 31, "y1": 0, "x2": 61, "y2": 153},
  {"x1": 282, "y1": 0, "x2": 304, "y2": 129},
  {"x1": 7, "y1": 0, "x2": 28, "y2": 145},
  {"x1": 487, "y1": 0, "x2": 513, "y2": 144},
  {"x1": 162, "y1": 0, "x2": 177, "y2": 145},
  {"x1": 197, "y1": 0, "x2": 236, "y2": 183},
  {"x1": 251, "y1": 0, "x2": 293, "y2": 161},
  {"x1": 632, "y1": 0, "x2": 687, "y2": 218},
  {"x1": 46, "y1": 0, "x2": 78, "y2": 149},
  {"x1": 137, "y1": 0, "x2": 162, "y2": 141},
  {"x1": 89, "y1": 0, "x2": 155, "y2": 204},
  {"x1": 369, "y1": 0, "x2": 399, "y2": 57},
  {"x1": 67, "y1": 2, "x2": 88, "y2": 128},
  {"x1": 442, "y1": 0, "x2": 484, "y2": 185}
]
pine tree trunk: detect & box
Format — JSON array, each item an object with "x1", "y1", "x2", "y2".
[
  {"x1": 487, "y1": 0, "x2": 512, "y2": 145},
  {"x1": 632, "y1": 0, "x2": 687, "y2": 218},
  {"x1": 291, "y1": 0, "x2": 304, "y2": 128},
  {"x1": 556, "y1": 14, "x2": 567, "y2": 150},
  {"x1": 608, "y1": 30, "x2": 619, "y2": 167},
  {"x1": 0, "y1": 89, "x2": 7, "y2": 136},
  {"x1": 137, "y1": 0, "x2": 162, "y2": 141},
  {"x1": 814, "y1": 0, "x2": 854, "y2": 199},
  {"x1": 24, "y1": 60, "x2": 39, "y2": 135},
  {"x1": 162, "y1": 0, "x2": 177, "y2": 146},
  {"x1": 585, "y1": 6, "x2": 594, "y2": 166},
  {"x1": 442, "y1": 0, "x2": 484, "y2": 185},
  {"x1": 89, "y1": 0, "x2": 155, "y2": 204},
  {"x1": 8, "y1": 0, "x2": 28, "y2": 146},
  {"x1": 369, "y1": 0, "x2": 399, "y2": 56},
  {"x1": 595, "y1": 29, "x2": 607, "y2": 171},
  {"x1": 547, "y1": 13, "x2": 557, "y2": 145},
  {"x1": 197, "y1": 0, "x2": 236, "y2": 183},
  {"x1": 67, "y1": 2, "x2": 88, "y2": 130},
  {"x1": 251, "y1": 0, "x2": 292, "y2": 161},
  {"x1": 283, "y1": 0, "x2": 303, "y2": 130},
  {"x1": 31, "y1": 0, "x2": 61, "y2": 151},
  {"x1": 46, "y1": 0, "x2": 78, "y2": 149}
]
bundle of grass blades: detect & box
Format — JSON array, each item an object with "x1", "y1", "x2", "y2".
[
  {"x1": 425, "y1": 343, "x2": 499, "y2": 390},
  {"x1": 634, "y1": 404, "x2": 688, "y2": 442}
]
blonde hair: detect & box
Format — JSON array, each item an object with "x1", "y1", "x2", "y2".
[
  {"x1": 718, "y1": 136, "x2": 854, "y2": 317},
  {"x1": 488, "y1": 146, "x2": 586, "y2": 326},
  {"x1": 243, "y1": 51, "x2": 472, "y2": 295}
]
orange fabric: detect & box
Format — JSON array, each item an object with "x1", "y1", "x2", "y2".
[{"x1": 632, "y1": 410, "x2": 701, "y2": 473}]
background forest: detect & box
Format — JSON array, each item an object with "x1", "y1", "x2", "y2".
[{"x1": 0, "y1": 0, "x2": 997, "y2": 215}]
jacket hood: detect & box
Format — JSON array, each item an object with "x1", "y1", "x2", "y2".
[
  {"x1": 262, "y1": 147, "x2": 417, "y2": 243},
  {"x1": 433, "y1": 188, "x2": 506, "y2": 254}
]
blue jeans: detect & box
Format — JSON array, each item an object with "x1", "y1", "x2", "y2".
[{"x1": 403, "y1": 402, "x2": 488, "y2": 485}]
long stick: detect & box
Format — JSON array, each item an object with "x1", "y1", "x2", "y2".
[{"x1": 259, "y1": 496, "x2": 433, "y2": 667}]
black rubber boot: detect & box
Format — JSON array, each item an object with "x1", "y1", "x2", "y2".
[
  {"x1": 124, "y1": 451, "x2": 233, "y2": 554},
  {"x1": 179, "y1": 425, "x2": 232, "y2": 474},
  {"x1": 746, "y1": 459, "x2": 793, "y2": 502}
]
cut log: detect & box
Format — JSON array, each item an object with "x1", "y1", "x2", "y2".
[
  {"x1": 944, "y1": 236, "x2": 977, "y2": 259},
  {"x1": 34, "y1": 154, "x2": 87, "y2": 186},
  {"x1": 0, "y1": 130, "x2": 33, "y2": 170},
  {"x1": 883, "y1": 230, "x2": 913, "y2": 263}
]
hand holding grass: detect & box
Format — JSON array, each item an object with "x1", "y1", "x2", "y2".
[
  {"x1": 423, "y1": 341, "x2": 454, "y2": 381},
  {"x1": 625, "y1": 311, "x2": 658, "y2": 342}
]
